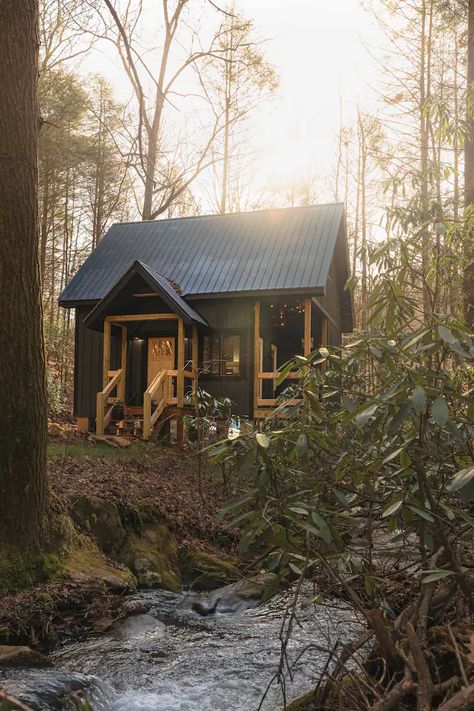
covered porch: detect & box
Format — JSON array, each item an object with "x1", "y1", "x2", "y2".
[
  {"x1": 96, "y1": 313, "x2": 200, "y2": 439},
  {"x1": 82, "y1": 260, "x2": 208, "y2": 440},
  {"x1": 252, "y1": 297, "x2": 330, "y2": 419}
]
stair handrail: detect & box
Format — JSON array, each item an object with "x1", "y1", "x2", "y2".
[
  {"x1": 143, "y1": 369, "x2": 170, "y2": 440},
  {"x1": 96, "y1": 368, "x2": 123, "y2": 435}
]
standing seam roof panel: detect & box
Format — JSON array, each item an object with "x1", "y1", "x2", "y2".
[{"x1": 58, "y1": 204, "x2": 345, "y2": 303}]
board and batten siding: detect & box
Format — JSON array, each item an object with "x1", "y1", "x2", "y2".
[
  {"x1": 193, "y1": 298, "x2": 254, "y2": 416},
  {"x1": 74, "y1": 306, "x2": 121, "y2": 422}
]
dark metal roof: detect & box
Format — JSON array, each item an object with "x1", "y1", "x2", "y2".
[
  {"x1": 59, "y1": 203, "x2": 345, "y2": 305},
  {"x1": 84, "y1": 261, "x2": 209, "y2": 330}
]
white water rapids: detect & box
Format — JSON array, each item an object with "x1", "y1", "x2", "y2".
[{"x1": 0, "y1": 586, "x2": 361, "y2": 710}]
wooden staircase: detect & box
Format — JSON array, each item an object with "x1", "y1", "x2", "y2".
[{"x1": 96, "y1": 368, "x2": 196, "y2": 440}]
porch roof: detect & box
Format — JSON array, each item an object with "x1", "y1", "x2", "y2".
[{"x1": 84, "y1": 260, "x2": 209, "y2": 330}]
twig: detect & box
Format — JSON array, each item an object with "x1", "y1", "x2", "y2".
[{"x1": 447, "y1": 624, "x2": 469, "y2": 688}]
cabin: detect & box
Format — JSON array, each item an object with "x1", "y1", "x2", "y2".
[{"x1": 59, "y1": 203, "x2": 353, "y2": 439}]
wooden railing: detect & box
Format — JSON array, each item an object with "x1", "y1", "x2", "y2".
[
  {"x1": 256, "y1": 370, "x2": 302, "y2": 408},
  {"x1": 96, "y1": 369, "x2": 123, "y2": 435},
  {"x1": 143, "y1": 369, "x2": 170, "y2": 440},
  {"x1": 97, "y1": 366, "x2": 197, "y2": 440}
]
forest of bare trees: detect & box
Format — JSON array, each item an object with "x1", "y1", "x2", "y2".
[{"x1": 37, "y1": 0, "x2": 474, "y2": 412}]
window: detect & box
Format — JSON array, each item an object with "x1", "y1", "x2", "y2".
[{"x1": 203, "y1": 333, "x2": 241, "y2": 376}]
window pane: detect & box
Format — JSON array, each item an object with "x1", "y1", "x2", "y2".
[
  {"x1": 222, "y1": 334, "x2": 240, "y2": 375},
  {"x1": 203, "y1": 335, "x2": 220, "y2": 375}
]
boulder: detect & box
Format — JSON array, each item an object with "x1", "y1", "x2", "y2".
[
  {"x1": 66, "y1": 550, "x2": 137, "y2": 592},
  {"x1": 180, "y1": 548, "x2": 240, "y2": 591},
  {"x1": 192, "y1": 572, "x2": 280, "y2": 615},
  {"x1": 70, "y1": 495, "x2": 127, "y2": 557},
  {"x1": 116, "y1": 524, "x2": 182, "y2": 592},
  {"x1": 110, "y1": 614, "x2": 165, "y2": 641},
  {"x1": 0, "y1": 645, "x2": 52, "y2": 668}
]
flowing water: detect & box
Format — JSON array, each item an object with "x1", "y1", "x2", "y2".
[{"x1": 0, "y1": 586, "x2": 361, "y2": 711}]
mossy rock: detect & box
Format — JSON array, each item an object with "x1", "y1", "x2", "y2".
[
  {"x1": 65, "y1": 549, "x2": 137, "y2": 592},
  {"x1": 180, "y1": 548, "x2": 240, "y2": 591},
  {"x1": 70, "y1": 495, "x2": 127, "y2": 557},
  {"x1": 116, "y1": 524, "x2": 181, "y2": 592}
]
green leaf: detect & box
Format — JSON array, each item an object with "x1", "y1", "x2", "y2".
[
  {"x1": 432, "y1": 398, "x2": 449, "y2": 426},
  {"x1": 311, "y1": 512, "x2": 332, "y2": 543},
  {"x1": 355, "y1": 403, "x2": 378, "y2": 427},
  {"x1": 411, "y1": 385, "x2": 426, "y2": 413},
  {"x1": 289, "y1": 562, "x2": 304, "y2": 576},
  {"x1": 215, "y1": 491, "x2": 256, "y2": 522},
  {"x1": 438, "y1": 325, "x2": 457, "y2": 344},
  {"x1": 382, "y1": 445, "x2": 405, "y2": 465},
  {"x1": 333, "y1": 488, "x2": 350, "y2": 508},
  {"x1": 388, "y1": 401, "x2": 413, "y2": 436},
  {"x1": 295, "y1": 433, "x2": 308, "y2": 458},
  {"x1": 342, "y1": 395, "x2": 356, "y2": 413},
  {"x1": 224, "y1": 510, "x2": 255, "y2": 529},
  {"x1": 382, "y1": 499, "x2": 403, "y2": 518},
  {"x1": 288, "y1": 506, "x2": 309, "y2": 516},
  {"x1": 256, "y1": 432, "x2": 270, "y2": 449},
  {"x1": 276, "y1": 360, "x2": 296, "y2": 386},
  {"x1": 236, "y1": 448, "x2": 257, "y2": 475},
  {"x1": 408, "y1": 505, "x2": 434, "y2": 523},
  {"x1": 421, "y1": 569, "x2": 454, "y2": 584},
  {"x1": 448, "y1": 466, "x2": 474, "y2": 501}
]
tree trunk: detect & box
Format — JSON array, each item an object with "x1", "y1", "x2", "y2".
[
  {"x1": 465, "y1": 0, "x2": 474, "y2": 327},
  {"x1": 0, "y1": 0, "x2": 48, "y2": 549}
]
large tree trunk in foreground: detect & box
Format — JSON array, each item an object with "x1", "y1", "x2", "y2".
[
  {"x1": 465, "y1": 0, "x2": 474, "y2": 328},
  {"x1": 0, "y1": 0, "x2": 48, "y2": 548}
]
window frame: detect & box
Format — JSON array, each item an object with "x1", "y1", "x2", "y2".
[{"x1": 201, "y1": 330, "x2": 245, "y2": 380}]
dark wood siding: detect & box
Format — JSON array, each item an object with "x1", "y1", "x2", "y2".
[
  {"x1": 74, "y1": 306, "x2": 120, "y2": 421},
  {"x1": 193, "y1": 299, "x2": 253, "y2": 416}
]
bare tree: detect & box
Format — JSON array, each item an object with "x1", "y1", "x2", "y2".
[
  {"x1": 39, "y1": 0, "x2": 97, "y2": 74},
  {"x1": 100, "y1": 0, "x2": 234, "y2": 220},
  {"x1": 200, "y1": 7, "x2": 277, "y2": 213}
]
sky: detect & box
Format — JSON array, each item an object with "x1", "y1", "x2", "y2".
[
  {"x1": 235, "y1": 0, "x2": 383, "y2": 191},
  {"x1": 86, "y1": 0, "x2": 385, "y2": 208}
]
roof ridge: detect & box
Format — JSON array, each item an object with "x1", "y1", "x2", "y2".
[{"x1": 110, "y1": 202, "x2": 344, "y2": 228}]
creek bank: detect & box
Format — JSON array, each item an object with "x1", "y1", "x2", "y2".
[{"x1": 70, "y1": 493, "x2": 240, "y2": 595}]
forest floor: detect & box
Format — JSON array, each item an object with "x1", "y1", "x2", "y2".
[{"x1": 0, "y1": 425, "x2": 237, "y2": 652}]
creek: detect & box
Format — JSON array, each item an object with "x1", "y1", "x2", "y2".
[{"x1": 0, "y1": 585, "x2": 360, "y2": 711}]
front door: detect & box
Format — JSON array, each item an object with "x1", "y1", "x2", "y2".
[{"x1": 147, "y1": 337, "x2": 175, "y2": 386}]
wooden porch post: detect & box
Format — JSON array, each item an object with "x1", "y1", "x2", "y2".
[
  {"x1": 192, "y1": 326, "x2": 198, "y2": 398},
  {"x1": 304, "y1": 298, "x2": 312, "y2": 356},
  {"x1": 102, "y1": 318, "x2": 111, "y2": 388},
  {"x1": 118, "y1": 325, "x2": 127, "y2": 403},
  {"x1": 322, "y1": 317, "x2": 329, "y2": 347},
  {"x1": 253, "y1": 301, "x2": 260, "y2": 417},
  {"x1": 177, "y1": 318, "x2": 185, "y2": 407},
  {"x1": 321, "y1": 315, "x2": 329, "y2": 373}
]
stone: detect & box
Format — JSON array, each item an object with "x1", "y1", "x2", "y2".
[
  {"x1": 192, "y1": 573, "x2": 280, "y2": 616},
  {"x1": 0, "y1": 645, "x2": 52, "y2": 668},
  {"x1": 66, "y1": 550, "x2": 137, "y2": 592},
  {"x1": 110, "y1": 614, "x2": 165, "y2": 641},
  {"x1": 122, "y1": 599, "x2": 151, "y2": 616},
  {"x1": 116, "y1": 524, "x2": 182, "y2": 592},
  {"x1": 180, "y1": 548, "x2": 240, "y2": 591},
  {"x1": 70, "y1": 495, "x2": 127, "y2": 557}
]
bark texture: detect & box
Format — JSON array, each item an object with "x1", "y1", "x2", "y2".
[
  {"x1": 465, "y1": 0, "x2": 474, "y2": 327},
  {"x1": 0, "y1": 0, "x2": 48, "y2": 547}
]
